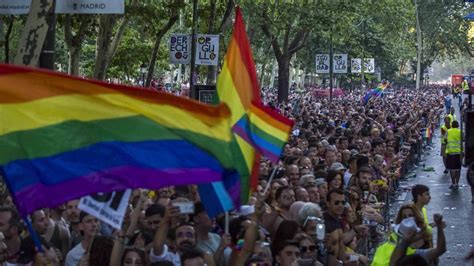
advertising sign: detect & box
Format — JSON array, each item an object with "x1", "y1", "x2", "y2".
[
  {"x1": 364, "y1": 58, "x2": 375, "y2": 73},
  {"x1": 0, "y1": 0, "x2": 30, "y2": 15},
  {"x1": 195, "y1": 34, "x2": 219, "y2": 66},
  {"x1": 56, "y1": 0, "x2": 124, "y2": 14},
  {"x1": 170, "y1": 33, "x2": 191, "y2": 64},
  {"x1": 351, "y1": 58, "x2": 362, "y2": 73},
  {"x1": 333, "y1": 54, "x2": 348, "y2": 73},
  {"x1": 315, "y1": 54, "x2": 330, "y2": 74}
]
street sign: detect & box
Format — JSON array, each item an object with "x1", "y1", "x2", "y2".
[
  {"x1": 56, "y1": 0, "x2": 124, "y2": 14},
  {"x1": 315, "y1": 54, "x2": 330, "y2": 74},
  {"x1": 351, "y1": 58, "x2": 362, "y2": 73},
  {"x1": 0, "y1": 0, "x2": 30, "y2": 15},
  {"x1": 333, "y1": 54, "x2": 348, "y2": 73},
  {"x1": 195, "y1": 34, "x2": 219, "y2": 66},
  {"x1": 78, "y1": 189, "x2": 131, "y2": 229},
  {"x1": 363, "y1": 58, "x2": 375, "y2": 73},
  {"x1": 170, "y1": 33, "x2": 191, "y2": 64}
]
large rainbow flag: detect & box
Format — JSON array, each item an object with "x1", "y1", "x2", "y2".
[
  {"x1": 198, "y1": 7, "x2": 293, "y2": 217},
  {"x1": 0, "y1": 65, "x2": 236, "y2": 217}
]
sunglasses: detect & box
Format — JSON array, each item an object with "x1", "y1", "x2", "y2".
[
  {"x1": 334, "y1": 200, "x2": 346, "y2": 206},
  {"x1": 301, "y1": 245, "x2": 316, "y2": 253}
]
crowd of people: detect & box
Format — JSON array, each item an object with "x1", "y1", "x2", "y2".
[{"x1": 0, "y1": 84, "x2": 471, "y2": 266}]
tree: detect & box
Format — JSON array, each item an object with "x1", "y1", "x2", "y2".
[
  {"x1": 252, "y1": 1, "x2": 313, "y2": 102},
  {"x1": 14, "y1": 0, "x2": 54, "y2": 66},
  {"x1": 93, "y1": 0, "x2": 139, "y2": 80},
  {"x1": 63, "y1": 15, "x2": 95, "y2": 75}
]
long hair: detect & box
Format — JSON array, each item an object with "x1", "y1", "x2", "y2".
[
  {"x1": 395, "y1": 204, "x2": 425, "y2": 229},
  {"x1": 89, "y1": 236, "x2": 114, "y2": 265}
]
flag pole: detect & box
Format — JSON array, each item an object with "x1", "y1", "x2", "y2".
[
  {"x1": 24, "y1": 218, "x2": 44, "y2": 253},
  {"x1": 263, "y1": 166, "x2": 278, "y2": 196},
  {"x1": 225, "y1": 211, "x2": 229, "y2": 234}
]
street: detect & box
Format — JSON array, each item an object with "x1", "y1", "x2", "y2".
[{"x1": 391, "y1": 97, "x2": 474, "y2": 265}]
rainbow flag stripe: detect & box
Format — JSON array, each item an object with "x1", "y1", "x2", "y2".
[
  {"x1": 233, "y1": 102, "x2": 293, "y2": 163},
  {"x1": 0, "y1": 65, "x2": 235, "y2": 217}
]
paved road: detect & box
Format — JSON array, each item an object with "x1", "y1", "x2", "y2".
[{"x1": 392, "y1": 97, "x2": 474, "y2": 265}]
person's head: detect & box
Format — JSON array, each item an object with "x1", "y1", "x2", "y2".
[
  {"x1": 305, "y1": 185, "x2": 320, "y2": 203},
  {"x1": 326, "y1": 170, "x2": 343, "y2": 190},
  {"x1": 88, "y1": 235, "x2": 113, "y2": 266},
  {"x1": 314, "y1": 179, "x2": 328, "y2": 202},
  {"x1": 286, "y1": 165, "x2": 300, "y2": 186},
  {"x1": 294, "y1": 234, "x2": 316, "y2": 260},
  {"x1": 326, "y1": 189, "x2": 345, "y2": 217},
  {"x1": 128, "y1": 230, "x2": 153, "y2": 249},
  {"x1": 173, "y1": 222, "x2": 196, "y2": 251},
  {"x1": 274, "y1": 240, "x2": 301, "y2": 266},
  {"x1": 395, "y1": 204, "x2": 425, "y2": 228},
  {"x1": 354, "y1": 166, "x2": 372, "y2": 191},
  {"x1": 121, "y1": 248, "x2": 146, "y2": 266},
  {"x1": 30, "y1": 209, "x2": 49, "y2": 235},
  {"x1": 145, "y1": 204, "x2": 166, "y2": 232},
  {"x1": 276, "y1": 186, "x2": 295, "y2": 209},
  {"x1": 299, "y1": 174, "x2": 315, "y2": 188},
  {"x1": 452, "y1": 120, "x2": 459, "y2": 128},
  {"x1": 411, "y1": 184, "x2": 430, "y2": 205},
  {"x1": 180, "y1": 247, "x2": 205, "y2": 266},
  {"x1": 325, "y1": 150, "x2": 337, "y2": 167},
  {"x1": 65, "y1": 199, "x2": 80, "y2": 223},
  {"x1": 79, "y1": 212, "x2": 100, "y2": 239},
  {"x1": 192, "y1": 202, "x2": 212, "y2": 230},
  {"x1": 0, "y1": 207, "x2": 21, "y2": 239},
  {"x1": 294, "y1": 187, "x2": 309, "y2": 202},
  {"x1": 444, "y1": 116, "x2": 451, "y2": 127},
  {"x1": 229, "y1": 216, "x2": 250, "y2": 245},
  {"x1": 253, "y1": 241, "x2": 273, "y2": 265},
  {"x1": 343, "y1": 205, "x2": 357, "y2": 224},
  {"x1": 450, "y1": 106, "x2": 455, "y2": 114}
]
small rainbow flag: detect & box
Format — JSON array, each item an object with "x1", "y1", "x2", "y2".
[
  {"x1": 0, "y1": 65, "x2": 236, "y2": 217},
  {"x1": 363, "y1": 81, "x2": 389, "y2": 104}
]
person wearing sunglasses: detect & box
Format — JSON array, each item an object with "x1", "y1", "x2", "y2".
[{"x1": 323, "y1": 189, "x2": 346, "y2": 265}]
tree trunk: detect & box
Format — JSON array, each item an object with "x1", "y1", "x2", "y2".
[
  {"x1": 68, "y1": 46, "x2": 81, "y2": 75},
  {"x1": 93, "y1": 15, "x2": 115, "y2": 80},
  {"x1": 277, "y1": 57, "x2": 290, "y2": 103},
  {"x1": 4, "y1": 17, "x2": 14, "y2": 63},
  {"x1": 14, "y1": 0, "x2": 54, "y2": 66},
  {"x1": 415, "y1": 0, "x2": 422, "y2": 90},
  {"x1": 145, "y1": 14, "x2": 179, "y2": 87}
]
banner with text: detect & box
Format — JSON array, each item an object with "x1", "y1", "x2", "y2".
[
  {"x1": 195, "y1": 34, "x2": 219, "y2": 66},
  {"x1": 351, "y1": 58, "x2": 362, "y2": 73},
  {"x1": 333, "y1": 54, "x2": 348, "y2": 73},
  {"x1": 0, "y1": 0, "x2": 30, "y2": 14},
  {"x1": 315, "y1": 54, "x2": 330, "y2": 74},
  {"x1": 56, "y1": 0, "x2": 124, "y2": 14},
  {"x1": 363, "y1": 58, "x2": 375, "y2": 73},
  {"x1": 170, "y1": 33, "x2": 191, "y2": 64},
  {"x1": 78, "y1": 189, "x2": 131, "y2": 229}
]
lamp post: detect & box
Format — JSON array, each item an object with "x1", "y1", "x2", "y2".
[{"x1": 139, "y1": 63, "x2": 147, "y2": 87}]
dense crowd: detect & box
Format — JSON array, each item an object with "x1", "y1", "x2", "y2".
[{"x1": 0, "y1": 84, "x2": 467, "y2": 266}]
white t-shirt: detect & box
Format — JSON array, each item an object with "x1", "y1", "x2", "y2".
[
  {"x1": 149, "y1": 244, "x2": 181, "y2": 265},
  {"x1": 65, "y1": 242, "x2": 85, "y2": 266}
]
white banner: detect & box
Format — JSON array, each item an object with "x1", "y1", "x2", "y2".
[
  {"x1": 56, "y1": 0, "x2": 124, "y2": 14},
  {"x1": 315, "y1": 54, "x2": 330, "y2": 74},
  {"x1": 78, "y1": 190, "x2": 131, "y2": 229},
  {"x1": 333, "y1": 54, "x2": 348, "y2": 74},
  {"x1": 170, "y1": 34, "x2": 191, "y2": 64},
  {"x1": 351, "y1": 58, "x2": 362, "y2": 73},
  {"x1": 195, "y1": 34, "x2": 219, "y2": 66},
  {"x1": 0, "y1": 0, "x2": 31, "y2": 15},
  {"x1": 364, "y1": 58, "x2": 375, "y2": 73}
]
